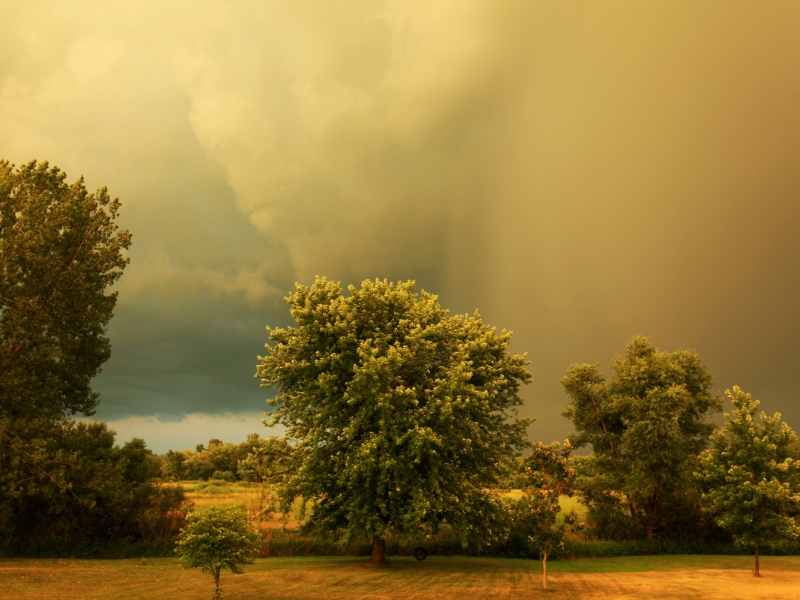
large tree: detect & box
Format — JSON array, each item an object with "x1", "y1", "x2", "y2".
[
  {"x1": 561, "y1": 336, "x2": 720, "y2": 541},
  {"x1": 257, "y1": 278, "x2": 532, "y2": 563},
  {"x1": 700, "y1": 386, "x2": 800, "y2": 577},
  {"x1": 0, "y1": 160, "x2": 131, "y2": 420},
  {"x1": 0, "y1": 160, "x2": 133, "y2": 552}
]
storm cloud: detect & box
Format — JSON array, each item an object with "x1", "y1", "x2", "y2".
[{"x1": 2, "y1": 1, "x2": 799, "y2": 451}]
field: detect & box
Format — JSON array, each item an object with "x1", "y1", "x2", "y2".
[
  {"x1": 180, "y1": 480, "x2": 300, "y2": 529},
  {"x1": 181, "y1": 480, "x2": 255, "y2": 512},
  {"x1": 3, "y1": 555, "x2": 799, "y2": 599},
  {"x1": 181, "y1": 480, "x2": 585, "y2": 522}
]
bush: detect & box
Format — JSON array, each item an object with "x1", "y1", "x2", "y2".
[
  {"x1": 0, "y1": 421, "x2": 191, "y2": 557},
  {"x1": 211, "y1": 470, "x2": 236, "y2": 483}
]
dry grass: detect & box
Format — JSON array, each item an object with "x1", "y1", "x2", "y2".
[
  {"x1": 180, "y1": 480, "x2": 251, "y2": 511},
  {"x1": 181, "y1": 480, "x2": 302, "y2": 531},
  {"x1": 4, "y1": 555, "x2": 799, "y2": 600},
  {"x1": 182, "y1": 481, "x2": 584, "y2": 526}
]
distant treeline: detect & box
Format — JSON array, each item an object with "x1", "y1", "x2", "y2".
[{"x1": 158, "y1": 434, "x2": 291, "y2": 483}]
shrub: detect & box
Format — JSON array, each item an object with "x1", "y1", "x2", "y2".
[{"x1": 176, "y1": 507, "x2": 259, "y2": 600}]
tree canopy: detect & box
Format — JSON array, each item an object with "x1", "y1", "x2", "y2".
[
  {"x1": 561, "y1": 336, "x2": 720, "y2": 540},
  {"x1": 0, "y1": 421, "x2": 188, "y2": 556},
  {"x1": 257, "y1": 278, "x2": 532, "y2": 563},
  {"x1": 513, "y1": 440, "x2": 578, "y2": 589},
  {"x1": 700, "y1": 386, "x2": 800, "y2": 576},
  {"x1": 0, "y1": 160, "x2": 131, "y2": 421},
  {"x1": 177, "y1": 507, "x2": 259, "y2": 599}
]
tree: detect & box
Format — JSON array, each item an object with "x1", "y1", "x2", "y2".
[
  {"x1": 1, "y1": 160, "x2": 134, "y2": 552},
  {"x1": 176, "y1": 507, "x2": 260, "y2": 599},
  {"x1": 699, "y1": 386, "x2": 800, "y2": 577},
  {"x1": 236, "y1": 434, "x2": 292, "y2": 484},
  {"x1": 513, "y1": 440, "x2": 578, "y2": 589},
  {"x1": 0, "y1": 160, "x2": 131, "y2": 421},
  {"x1": 238, "y1": 435, "x2": 293, "y2": 527},
  {"x1": 561, "y1": 336, "x2": 720, "y2": 541},
  {"x1": 257, "y1": 278, "x2": 532, "y2": 564}
]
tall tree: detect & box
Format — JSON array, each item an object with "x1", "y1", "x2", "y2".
[
  {"x1": 0, "y1": 160, "x2": 131, "y2": 420},
  {"x1": 257, "y1": 278, "x2": 532, "y2": 563},
  {"x1": 700, "y1": 386, "x2": 800, "y2": 577},
  {"x1": 561, "y1": 336, "x2": 720, "y2": 541},
  {"x1": 0, "y1": 160, "x2": 132, "y2": 552}
]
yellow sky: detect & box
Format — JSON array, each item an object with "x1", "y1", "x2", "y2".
[{"x1": 2, "y1": 1, "x2": 799, "y2": 450}]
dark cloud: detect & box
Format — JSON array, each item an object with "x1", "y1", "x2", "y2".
[
  {"x1": 92, "y1": 302, "x2": 279, "y2": 419},
  {"x1": 2, "y1": 1, "x2": 799, "y2": 446}
]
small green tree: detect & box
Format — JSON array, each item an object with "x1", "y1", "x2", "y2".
[
  {"x1": 176, "y1": 507, "x2": 260, "y2": 599},
  {"x1": 699, "y1": 386, "x2": 800, "y2": 577},
  {"x1": 514, "y1": 440, "x2": 578, "y2": 589},
  {"x1": 257, "y1": 278, "x2": 532, "y2": 563}
]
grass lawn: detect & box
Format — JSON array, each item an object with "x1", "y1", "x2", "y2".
[{"x1": 3, "y1": 555, "x2": 799, "y2": 599}]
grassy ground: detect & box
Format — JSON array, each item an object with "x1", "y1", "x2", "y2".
[{"x1": 3, "y1": 555, "x2": 799, "y2": 599}]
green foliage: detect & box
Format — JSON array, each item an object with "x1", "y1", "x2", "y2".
[
  {"x1": 0, "y1": 421, "x2": 191, "y2": 556},
  {"x1": 0, "y1": 160, "x2": 176, "y2": 556},
  {"x1": 257, "y1": 278, "x2": 532, "y2": 559},
  {"x1": 237, "y1": 434, "x2": 293, "y2": 484},
  {"x1": 160, "y1": 433, "x2": 292, "y2": 483},
  {"x1": 520, "y1": 441, "x2": 577, "y2": 553},
  {"x1": 211, "y1": 470, "x2": 236, "y2": 482},
  {"x1": 176, "y1": 507, "x2": 259, "y2": 598},
  {"x1": 0, "y1": 160, "x2": 131, "y2": 421},
  {"x1": 699, "y1": 386, "x2": 800, "y2": 571},
  {"x1": 511, "y1": 441, "x2": 578, "y2": 555},
  {"x1": 561, "y1": 336, "x2": 720, "y2": 541}
]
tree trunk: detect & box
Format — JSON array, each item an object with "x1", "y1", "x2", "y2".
[
  {"x1": 213, "y1": 566, "x2": 221, "y2": 599},
  {"x1": 754, "y1": 536, "x2": 760, "y2": 578},
  {"x1": 370, "y1": 535, "x2": 386, "y2": 565},
  {"x1": 645, "y1": 493, "x2": 657, "y2": 541},
  {"x1": 542, "y1": 551, "x2": 548, "y2": 589}
]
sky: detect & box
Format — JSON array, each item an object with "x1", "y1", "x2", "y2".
[{"x1": 2, "y1": 1, "x2": 799, "y2": 453}]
